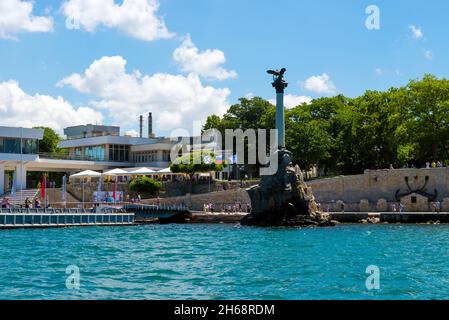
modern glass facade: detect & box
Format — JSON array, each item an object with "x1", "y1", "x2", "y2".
[
  {"x1": 134, "y1": 151, "x2": 158, "y2": 163},
  {"x1": 84, "y1": 145, "x2": 106, "y2": 161},
  {"x1": 0, "y1": 137, "x2": 39, "y2": 154},
  {"x1": 109, "y1": 145, "x2": 130, "y2": 162}
]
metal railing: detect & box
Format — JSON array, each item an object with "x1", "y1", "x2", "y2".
[
  {"x1": 38, "y1": 152, "x2": 120, "y2": 163},
  {"x1": 0, "y1": 207, "x2": 127, "y2": 214}
]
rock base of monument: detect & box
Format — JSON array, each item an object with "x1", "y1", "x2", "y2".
[{"x1": 241, "y1": 149, "x2": 336, "y2": 227}]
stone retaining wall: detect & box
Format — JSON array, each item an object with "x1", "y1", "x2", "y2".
[
  {"x1": 308, "y1": 168, "x2": 449, "y2": 212},
  {"x1": 142, "y1": 189, "x2": 251, "y2": 212}
]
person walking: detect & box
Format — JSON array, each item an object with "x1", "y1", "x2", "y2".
[
  {"x1": 436, "y1": 200, "x2": 441, "y2": 213},
  {"x1": 24, "y1": 197, "x2": 31, "y2": 209}
]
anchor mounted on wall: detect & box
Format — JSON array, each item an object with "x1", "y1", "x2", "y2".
[{"x1": 395, "y1": 176, "x2": 438, "y2": 202}]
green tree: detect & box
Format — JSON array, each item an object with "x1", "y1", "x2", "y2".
[
  {"x1": 405, "y1": 74, "x2": 449, "y2": 162},
  {"x1": 286, "y1": 107, "x2": 333, "y2": 170},
  {"x1": 202, "y1": 74, "x2": 449, "y2": 175},
  {"x1": 33, "y1": 127, "x2": 63, "y2": 154},
  {"x1": 170, "y1": 151, "x2": 226, "y2": 176},
  {"x1": 129, "y1": 177, "x2": 162, "y2": 195}
]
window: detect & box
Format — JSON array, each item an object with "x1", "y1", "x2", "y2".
[
  {"x1": 133, "y1": 151, "x2": 160, "y2": 163},
  {"x1": 2, "y1": 138, "x2": 20, "y2": 154},
  {"x1": 0, "y1": 137, "x2": 40, "y2": 154},
  {"x1": 79, "y1": 145, "x2": 106, "y2": 161},
  {"x1": 22, "y1": 139, "x2": 38, "y2": 154},
  {"x1": 108, "y1": 145, "x2": 129, "y2": 162}
]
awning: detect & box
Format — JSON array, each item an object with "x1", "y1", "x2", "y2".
[
  {"x1": 103, "y1": 168, "x2": 130, "y2": 176},
  {"x1": 128, "y1": 167, "x2": 157, "y2": 175},
  {"x1": 69, "y1": 170, "x2": 102, "y2": 179},
  {"x1": 157, "y1": 167, "x2": 175, "y2": 174}
]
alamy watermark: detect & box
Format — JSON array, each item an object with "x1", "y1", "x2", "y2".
[
  {"x1": 365, "y1": 265, "x2": 380, "y2": 290},
  {"x1": 168, "y1": 121, "x2": 280, "y2": 176},
  {"x1": 65, "y1": 13, "x2": 80, "y2": 30},
  {"x1": 365, "y1": 5, "x2": 381, "y2": 30},
  {"x1": 66, "y1": 265, "x2": 80, "y2": 290}
]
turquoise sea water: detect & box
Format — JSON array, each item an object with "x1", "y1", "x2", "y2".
[{"x1": 1, "y1": 224, "x2": 449, "y2": 300}]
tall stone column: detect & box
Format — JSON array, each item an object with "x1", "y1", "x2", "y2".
[
  {"x1": 270, "y1": 68, "x2": 288, "y2": 150},
  {"x1": 275, "y1": 92, "x2": 285, "y2": 149},
  {"x1": 241, "y1": 68, "x2": 335, "y2": 227}
]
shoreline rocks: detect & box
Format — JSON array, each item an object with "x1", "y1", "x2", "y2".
[{"x1": 241, "y1": 149, "x2": 335, "y2": 227}]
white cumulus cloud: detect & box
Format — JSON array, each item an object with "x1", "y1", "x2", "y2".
[
  {"x1": 125, "y1": 129, "x2": 139, "y2": 137},
  {"x1": 61, "y1": 0, "x2": 173, "y2": 41},
  {"x1": 269, "y1": 94, "x2": 312, "y2": 109},
  {"x1": 303, "y1": 73, "x2": 337, "y2": 95},
  {"x1": 0, "y1": 0, "x2": 54, "y2": 40},
  {"x1": 57, "y1": 56, "x2": 231, "y2": 132},
  {"x1": 0, "y1": 80, "x2": 103, "y2": 133},
  {"x1": 173, "y1": 35, "x2": 237, "y2": 81},
  {"x1": 424, "y1": 50, "x2": 433, "y2": 60},
  {"x1": 409, "y1": 25, "x2": 423, "y2": 39}
]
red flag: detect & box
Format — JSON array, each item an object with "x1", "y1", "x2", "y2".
[
  {"x1": 41, "y1": 174, "x2": 46, "y2": 200},
  {"x1": 113, "y1": 176, "x2": 117, "y2": 202}
]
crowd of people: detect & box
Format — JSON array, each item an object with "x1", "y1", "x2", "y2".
[
  {"x1": 203, "y1": 202, "x2": 251, "y2": 214},
  {"x1": 392, "y1": 160, "x2": 446, "y2": 169},
  {"x1": 0, "y1": 197, "x2": 11, "y2": 208},
  {"x1": 0, "y1": 196, "x2": 45, "y2": 209},
  {"x1": 389, "y1": 203, "x2": 407, "y2": 213}
]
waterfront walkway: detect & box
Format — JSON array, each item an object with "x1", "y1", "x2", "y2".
[
  {"x1": 0, "y1": 208, "x2": 134, "y2": 229},
  {"x1": 329, "y1": 212, "x2": 449, "y2": 223}
]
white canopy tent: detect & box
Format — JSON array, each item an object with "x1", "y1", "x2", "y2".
[
  {"x1": 69, "y1": 170, "x2": 102, "y2": 179},
  {"x1": 103, "y1": 168, "x2": 130, "y2": 176},
  {"x1": 128, "y1": 167, "x2": 157, "y2": 175},
  {"x1": 157, "y1": 167, "x2": 175, "y2": 174},
  {"x1": 69, "y1": 170, "x2": 102, "y2": 208}
]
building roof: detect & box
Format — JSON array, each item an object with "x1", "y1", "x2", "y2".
[{"x1": 0, "y1": 126, "x2": 44, "y2": 140}]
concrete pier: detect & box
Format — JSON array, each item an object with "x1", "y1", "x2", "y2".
[
  {"x1": 330, "y1": 212, "x2": 449, "y2": 224},
  {"x1": 0, "y1": 208, "x2": 134, "y2": 229}
]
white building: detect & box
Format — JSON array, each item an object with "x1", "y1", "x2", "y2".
[
  {"x1": 0, "y1": 126, "x2": 43, "y2": 193},
  {"x1": 0, "y1": 123, "x2": 218, "y2": 195}
]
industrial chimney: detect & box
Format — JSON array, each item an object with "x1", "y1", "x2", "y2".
[
  {"x1": 148, "y1": 112, "x2": 155, "y2": 138},
  {"x1": 139, "y1": 115, "x2": 143, "y2": 138}
]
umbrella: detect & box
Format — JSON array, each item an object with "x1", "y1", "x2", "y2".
[
  {"x1": 69, "y1": 170, "x2": 101, "y2": 209},
  {"x1": 69, "y1": 170, "x2": 102, "y2": 178},
  {"x1": 103, "y1": 168, "x2": 130, "y2": 176},
  {"x1": 157, "y1": 167, "x2": 173, "y2": 174},
  {"x1": 128, "y1": 167, "x2": 157, "y2": 175}
]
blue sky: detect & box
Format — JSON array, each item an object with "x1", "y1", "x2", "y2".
[{"x1": 0, "y1": 0, "x2": 448, "y2": 136}]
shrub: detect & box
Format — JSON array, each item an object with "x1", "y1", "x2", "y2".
[{"x1": 129, "y1": 177, "x2": 162, "y2": 195}]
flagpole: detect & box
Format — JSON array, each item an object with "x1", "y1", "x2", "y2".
[
  {"x1": 20, "y1": 127, "x2": 23, "y2": 206},
  {"x1": 98, "y1": 174, "x2": 102, "y2": 206},
  {"x1": 82, "y1": 178, "x2": 84, "y2": 209},
  {"x1": 62, "y1": 175, "x2": 66, "y2": 208}
]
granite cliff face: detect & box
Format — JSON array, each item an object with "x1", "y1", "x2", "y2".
[{"x1": 241, "y1": 150, "x2": 335, "y2": 227}]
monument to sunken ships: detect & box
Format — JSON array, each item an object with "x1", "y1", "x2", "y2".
[{"x1": 241, "y1": 68, "x2": 335, "y2": 227}]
